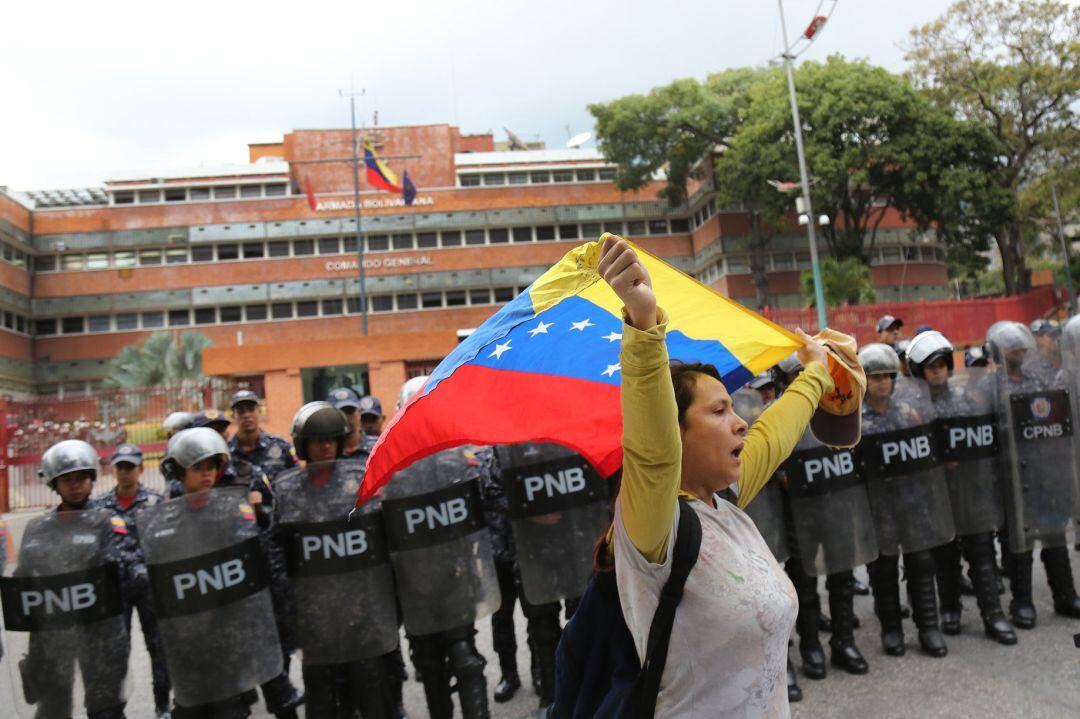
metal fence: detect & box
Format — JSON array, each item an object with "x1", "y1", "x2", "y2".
[{"x1": 1, "y1": 377, "x2": 262, "y2": 512}]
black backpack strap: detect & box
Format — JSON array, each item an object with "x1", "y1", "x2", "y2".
[{"x1": 634, "y1": 496, "x2": 703, "y2": 718}]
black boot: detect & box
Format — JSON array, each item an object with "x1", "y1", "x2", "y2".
[
  {"x1": 788, "y1": 561, "x2": 826, "y2": 680},
  {"x1": 827, "y1": 573, "x2": 868, "y2": 675},
  {"x1": 1006, "y1": 550, "x2": 1037, "y2": 629},
  {"x1": 493, "y1": 652, "x2": 520, "y2": 703},
  {"x1": 787, "y1": 653, "x2": 802, "y2": 703},
  {"x1": 868, "y1": 555, "x2": 905, "y2": 656},
  {"x1": 934, "y1": 541, "x2": 963, "y2": 635},
  {"x1": 449, "y1": 638, "x2": 490, "y2": 719},
  {"x1": 963, "y1": 532, "x2": 1017, "y2": 646},
  {"x1": 1043, "y1": 545, "x2": 1080, "y2": 618},
  {"x1": 906, "y1": 550, "x2": 947, "y2": 658}
]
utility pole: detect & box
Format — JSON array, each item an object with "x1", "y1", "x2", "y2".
[
  {"x1": 778, "y1": 0, "x2": 828, "y2": 330},
  {"x1": 1052, "y1": 184, "x2": 1076, "y2": 315},
  {"x1": 339, "y1": 87, "x2": 369, "y2": 335}
]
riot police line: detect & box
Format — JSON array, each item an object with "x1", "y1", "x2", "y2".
[{"x1": 3, "y1": 316, "x2": 1080, "y2": 718}]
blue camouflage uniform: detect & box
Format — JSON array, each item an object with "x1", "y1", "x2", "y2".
[{"x1": 228, "y1": 431, "x2": 297, "y2": 504}]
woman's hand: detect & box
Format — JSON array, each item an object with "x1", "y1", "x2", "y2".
[
  {"x1": 795, "y1": 328, "x2": 828, "y2": 368},
  {"x1": 598, "y1": 234, "x2": 656, "y2": 330}
]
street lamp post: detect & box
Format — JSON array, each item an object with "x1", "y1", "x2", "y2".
[{"x1": 778, "y1": 0, "x2": 828, "y2": 330}]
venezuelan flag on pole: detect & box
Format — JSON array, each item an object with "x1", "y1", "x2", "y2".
[
  {"x1": 357, "y1": 234, "x2": 802, "y2": 504},
  {"x1": 363, "y1": 136, "x2": 402, "y2": 193}
]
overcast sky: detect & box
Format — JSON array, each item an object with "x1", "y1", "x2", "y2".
[{"x1": 2, "y1": 0, "x2": 957, "y2": 191}]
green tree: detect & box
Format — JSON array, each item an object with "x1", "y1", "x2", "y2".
[
  {"x1": 105, "y1": 331, "x2": 213, "y2": 388},
  {"x1": 906, "y1": 0, "x2": 1080, "y2": 295},
  {"x1": 801, "y1": 257, "x2": 876, "y2": 307}
]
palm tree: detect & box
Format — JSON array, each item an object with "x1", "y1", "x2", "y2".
[
  {"x1": 105, "y1": 331, "x2": 213, "y2": 388},
  {"x1": 801, "y1": 257, "x2": 876, "y2": 307}
]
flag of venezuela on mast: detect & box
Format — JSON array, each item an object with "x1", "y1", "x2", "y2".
[{"x1": 363, "y1": 136, "x2": 403, "y2": 193}]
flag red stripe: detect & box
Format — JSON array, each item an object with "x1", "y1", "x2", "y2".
[{"x1": 359, "y1": 365, "x2": 623, "y2": 504}]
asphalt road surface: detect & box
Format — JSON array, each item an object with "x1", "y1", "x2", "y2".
[{"x1": 2, "y1": 507, "x2": 1078, "y2": 718}]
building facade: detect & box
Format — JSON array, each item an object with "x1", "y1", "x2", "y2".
[{"x1": 0, "y1": 123, "x2": 948, "y2": 436}]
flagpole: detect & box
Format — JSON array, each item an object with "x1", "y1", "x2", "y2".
[{"x1": 341, "y1": 89, "x2": 369, "y2": 336}]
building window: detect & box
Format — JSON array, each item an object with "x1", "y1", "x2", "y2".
[
  {"x1": 165, "y1": 248, "x2": 188, "y2": 264},
  {"x1": 482, "y1": 173, "x2": 506, "y2": 186},
  {"x1": 61, "y1": 254, "x2": 84, "y2": 271},
  {"x1": 367, "y1": 235, "x2": 389, "y2": 252},
  {"x1": 138, "y1": 190, "x2": 160, "y2": 203},
  {"x1": 113, "y1": 191, "x2": 135, "y2": 205},
  {"x1": 214, "y1": 186, "x2": 237, "y2": 199},
  {"x1": 190, "y1": 187, "x2": 211, "y2": 201},
  {"x1": 168, "y1": 309, "x2": 190, "y2": 326},
  {"x1": 904, "y1": 246, "x2": 919, "y2": 262},
  {"x1": 421, "y1": 292, "x2": 442, "y2": 309},
  {"x1": 488, "y1": 228, "x2": 509, "y2": 244},
  {"x1": 393, "y1": 233, "x2": 414, "y2": 250},
  {"x1": 441, "y1": 231, "x2": 462, "y2": 247},
  {"x1": 271, "y1": 302, "x2": 293, "y2": 319},
  {"x1": 34, "y1": 255, "x2": 57, "y2": 272},
  {"x1": 191, "y1": 246, "x2": 214, "y2": 263},
  {"x1": 220, "y1": 306, "x2": 242, "y2": 323},
  {"x1": 240, "y1": 185, "x2": 262, "y2": 198},
  {"x1": 265, "y1": 183, "x2": 287, "y2": 197},
  {"x1": 371, "y1": 295, "x2": 394, "y2": 312},
  {"x1": 460, "y1": 174, "x2": 481, "y2": 187},
  {"x1": 416, "y1": 232, "x2": 437, "y2": 248},
  {"x1": 194, "y1": 308, "x2": 216, "y2": 325},
  {"x1": 142, "y1": 311, "x2": 164, "y2": 328},
  {"x1": 164, "y1": 188, "x2": 186, "y2": 202},
  {"x1": 493, "y1": 287, "x2": 514, "y2": 302},
  {"x1": 512, "y1": 227, "x2": 532, "y2": 243},
  {"x1": 296, "y1": 301, "x2": 318, "y2": 317},
  {"x1": 319, "y1": 237, "x2": 341, "y2": 254},
  {"x1": 670, "y1": 218, "x2": 690, "y2": 233},
  {"x1": 139, "y1": 250, "x2": 162, "y2": 265},
  {"x1": 397, "y1": 293, "x2": 418, "y2": 310},
  {"x1": 15, "y1": 315, "x2": 25, "y2": 333},
  {"x1": 576, "y1": 169, "x2": 596, "y2": 182},
  {"x1": 268, "y1": 240, "x2": 290, "y2": 257},
  {"x1": 243, "y1": 242, "x2": 264, "y2": 258},
  {"x1": 86, "y1": 253, "x2": 109, "y2": 270},
  {"x1": 627, "y1": 221, "x2": 646, "y2": 236},
  {"x1": 293, "y1": 239, "x2": 314, "y2": 256},
  {"x1": 35, "y1": 318, "x2": 57, "y2": 335},
  {"x1": 603, "y1": 221, "x2": 623, "y2": 234},
  {"x1": 552, "y1": 171, "x2": 573, "y2": 183},
  {"x1": 446, "y1": 290, "x2": 466, "y2": 306},
  {"x1": 535, "y1": 226, "x2": 556, "y2": 241},
  {"x1": 598, "y1": 168, "x2": 616, "y2": 181},
  {"x1": 772, "y1": 254, "x2": 794, "y2": 270},
  {"x1": 88, "y1": 316, "x2": 111, "y2": 332},
  {"x1": 114, "y1": 251, "x2": 136, "y2": 268},
  {"x1": 322, "y1": 299, "x2": 343, "y2": 315},
  {"x1": 246, "y1": 305, "x2": 268, "y2": 321},
  {"x1": 469, "y1": 288, "x2": 490, "y2": 304},
  {"x1": 343, "y1": 237, "x2": 358, "y2": 253},
  {"x1": 465, "y1": 230, "x2": 485, "y2": 246},
  {"x1": 558, "y1": 224, "x2": 578, "y2": 240},
  {"x1": 581, "y1": 222, "x2": 601, "y2": 237},
  {"x1": 216, "y1": 244, "x2": 239, "y2": 261},
  {"x1": 649, "y1": 220, "x2": 668, "y2": 235},
  {"x1": 531, "y1": 172, "x2": 550, "y2": 184},
  {"x1": 507, "y1": 172, "x2": 528, "y2": 185}
]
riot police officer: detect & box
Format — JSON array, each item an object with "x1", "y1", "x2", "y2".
[
  {"x1": 93, "y1": 444, "x2": 173, "y2": 714},
  {"x1": 987, "y1": 321, "x2": 1080, "y2": 628},
  {"x1": 164, "y1": 411, "x2": 195, "y2": 439},
  {"x1": 272, "y1": 401, "x2": 404, "y2": 719},
  {"x1": 906, "y1": 331, "x2": 1016, "y2": 645},
  {"x1": 381, "y1": 377, "x2": 499, "y2": 719},
  {"x1": 2, "y1": 440, "x2": 143, "y2": 719},
  {"x1": 228, "y1": 390, "x2": 297, "y2": 485},
  {"x1": 859, "y1": 343, "x2": 955, "y2": 658}
]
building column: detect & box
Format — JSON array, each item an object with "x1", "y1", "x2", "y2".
[
  {"x1": 263, "y1": 368, "x2": 303, "y2": 439},
  {"x1": 368, "y1": 361, "x2": 407, "y2": 421}
]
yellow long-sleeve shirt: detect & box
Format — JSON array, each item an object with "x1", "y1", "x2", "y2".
[{"x1": 618, "y1": 307, "x2": 834, "y2": 564}]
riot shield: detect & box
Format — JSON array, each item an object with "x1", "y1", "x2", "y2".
[
  {"x1": 0, "y1": 509, "x2": 131, "y2": 718},
  {"x1": 495, "y1": 443, "x2": 609, "y2": 605},
  {"x1": 732, "y1": 388, "x2": 790, "y2": 563},
  {"x1": 1059, "y1": 314, "x2": 1080, "y2": 521},
  {"x1": 930, "y1": 367, "x2": 1004, "y2": 536},
  {"x1": 859, "y1": 378, "x2": 956, "y2": 555},
  {"x1": 138, "y1": 488, "x2": 282, "y2": 708},
  {"x1": 381, "y1": 447, "x2": 500, "y2": 636},
  {"x1": 783, "y1": 431, "x2": 878, "y2": 576},
  {"x1": 996, "y1": 360, "x2": 1078, "y2": 553},
  {"x1": 274, "y1": 459, "x2": 399, "y2": 665}
]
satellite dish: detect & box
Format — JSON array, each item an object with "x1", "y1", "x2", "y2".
[
  {"x1": 567, "y1": 132, "x2": 593, "y2": 149},
  {"x1": 504, "y1": 127, "x2": 530, "y2": 151}
]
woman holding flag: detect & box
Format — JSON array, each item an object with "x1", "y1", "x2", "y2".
[{"x1": 596, "y1": 234, "x2": 840, "y2": 718}]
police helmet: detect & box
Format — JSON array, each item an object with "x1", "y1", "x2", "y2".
[
  {"x1": 1062, "y1": 315, "x2": 1080, "y2": 360},
  {"x1": 749, "y1": 372, "x2": 774, "y2": 390},
  {"x1": 778, "y1": 353, "x2": 804, "y2": 376},
  {"x1": 964, "y1": 346, "x2": 989, "y2": 368},
  {"x1": 857, "y1": 343, "x2": 902, "y2": 377},
  {"x1": 164, "y1": 427, "x2": 230, "y2": 472},
  {"x1": 894, "y1": 338, "x2": 912, "y2": 361},
  {"x1": 906, "y1": 330, "x2": 954, "y2": 379},
  {"x1": 291, "y1": 401, "x2": 349, "y2": 461},
  {"x1": 163, "y1": 411, "x2": 194, "y2": 436},
  {"x1": 39, "y1": 439, "x2": 98, "y2": 486},
  {"x1": 398, "y1": 375, "x2": 429, "y2": 410},
  {"x1": 985, "y1": 321, "x2": 1036, "y2": 362}
]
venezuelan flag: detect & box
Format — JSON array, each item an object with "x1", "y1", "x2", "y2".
[
  {"x1": 364, "y1": 136, "x2": 402, "y2": 193},
  {"x1": 358, "y1": 235, "x2": 802, "y2": 504}
]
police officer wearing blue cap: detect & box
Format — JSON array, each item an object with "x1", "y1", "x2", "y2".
[
  {"x1": 228, "y1": 390, "x2": 297, "y2": 486},
  {"x1": 94, "y1": 444, "x2": 172, "y2": 717},
  {"x1": 327, "y1": 387, "x2": 376, "y2": 457}
]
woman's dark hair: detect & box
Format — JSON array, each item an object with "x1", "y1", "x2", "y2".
[{"x1": 592, "y1": 361, "x2": 722, "y2": 572}]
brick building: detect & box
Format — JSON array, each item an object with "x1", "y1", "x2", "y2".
[{"x1": 0, "y1": 123, "x2": 948, "y2": 437}]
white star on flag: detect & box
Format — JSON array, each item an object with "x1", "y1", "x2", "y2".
[
  {"x1": 528, "y1": 321, "x2": 553, "y2": 337},
  {"x1": 602, "y1": 331, "x2": 622, "y2": 343},
  {"x1": 489, "y1": 340, "x2": 513, "y2": 360},
  {"x1": 569, "y1": 319, "x2": 595, "y2": 332},
  {"x1": 602, "y1": 363, "x2": 621, "y2": 377}
]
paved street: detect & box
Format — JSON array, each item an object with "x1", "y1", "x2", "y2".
[{"x1": 2, "y1": 507, "x2": 1079, "y2": 718}]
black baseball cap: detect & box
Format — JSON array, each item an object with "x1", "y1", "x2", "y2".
[
  {"x1": 191, "y1": 409, "x2": 231, "y2": 431},
  {"x1": 110, "y1": 444, "x2": 143, "y2": 466},
  {"x1": 358, "y1": 395, "x2": 383, "y2": 417},
  {"x1": 230, "y1": 389, "x2": 261, "y2": 409}
]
